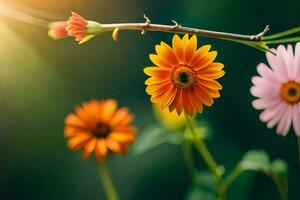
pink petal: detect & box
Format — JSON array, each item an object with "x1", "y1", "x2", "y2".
[
  {"x1": 266, "y1": 47, "x2": 289, "y2": 82},
  {"x1": 257, "y1": 63, "x2": 280, "y2": 83},
  {"x1": 292, "y1": 103, "x2": 300, "y2": 136},
  {"x1": 276, "y1": 105, "x2": 293, "y2": 136},
  {"x1": 266, "y1": 48, "x2": 277, "y2": 69},
  {"x1": 259, "y1": 101, "x2": 284, "y2": 122},
  {"x1": 250, "y1": 86, "x2": 279, "y2": 98},
  {"x1": 294, "y1": 43, "x2": 300, "y2": 82},
  {"x1": 284, "y1": 45, "x2": 294, "y2": 80},
  {"x1": 252, "y1": 98, "x2": 281, "y2": 110},
  {"x1": 267, "y1": 102, "x2": 288, "y2": 129},
  {"x1": 251, "y1": 76, "x2": 274, "y2": 87}
]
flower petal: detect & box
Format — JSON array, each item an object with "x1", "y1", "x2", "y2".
[
  {"x1": 172, "y1": 34, "x2": 186, "y2": 61},
  {"x1": 292, "y1": 103, "x2": 300, "y2": 136},
  {"x1": 82, "y1": 138, "x2": 97, "y2": 159},
  {"x1": 95, "y1": 139, "x2": 107, "y2": 162},
  {"x1": 276, "y1": 105, "x2": 293, "y2": 136}
]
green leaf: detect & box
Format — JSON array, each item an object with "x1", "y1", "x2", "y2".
[
  {"x1": 239, "y1": 150, "x2": 271, "y2": 173},
  {"x1": 185, "y1": 171, "x2": 217, "y2": 200},
  {"x1": 131, "y1": 124, "x2": 184, "y2": 155},
  {"x1": 224, "y1": 150, "x2": 289, "y2": 200},
  {"x1": 270, "y1": 159, "x2": 289, "y2": 200}
]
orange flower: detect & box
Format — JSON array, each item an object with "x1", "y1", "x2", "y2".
[
  {"x1": 64, "y1": 99, "x2": 136, "y2": 162},
  {"x1": 144, "y1": 34, "x2": 225, "y2": 116},
  {"x1": 66, "y1": 12, "x2": 103, "y2": 44},
  {"x1": 48, "y1": 21, "x2": 68, "y2": 40}
]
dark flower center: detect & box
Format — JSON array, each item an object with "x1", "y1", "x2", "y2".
[
  {"x1": 92, "y1": 123, "x2": 111, "y2": 138},
  {"x1": 288, "y1": 88, "x2": 297, "y2": 96},
  {"x1": 172, "y1": 64, "x2": 197, "y2": 89},
  {"x1": 179, "y1": 72, "x2": 189, "y2": 83}
]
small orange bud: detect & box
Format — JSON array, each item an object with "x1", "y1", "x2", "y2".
[
  {"x1": 48, "y1": 21, "x2": 68, "y2": 40},
  {"x1": 112, "y1": 28, "x2": 119, "y2": 42}
]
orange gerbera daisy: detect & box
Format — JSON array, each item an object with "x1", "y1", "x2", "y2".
[
  {"x1": 144, "y1": 34, "x2": 225, "y2": 116},
  {"x1": 64, "y1": 99, "x2": 136, "y2": 162}
]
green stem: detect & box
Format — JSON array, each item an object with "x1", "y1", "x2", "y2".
[
  {"x1": 98, "y1": 162, "x2": 119, "y2": 200},
  {"x1": 222, "y1": 165, "x2": 242, "y2": 192},
  {"x1": 263, "y1": 26, "x2": 300, "y2": 40},
  {"x1": 265, "y1": 36, "x2": 300, "y2": 44},
  {"x1": 182, "y1": 141, "x2": 197, "y2": 182},
  {"x1": 184, "y1": 113, "x2": 225, "y2": 199}
]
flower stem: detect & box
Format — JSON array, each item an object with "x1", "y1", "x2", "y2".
[
  {"x1": 184, "y1": 113, "x2": 225, "y2": 199},
  {"x1": 264, "y1": 36, "x2": 300, "y2": 44},
  {"x1": 263, "y1": 26, "x2": 300, "y2": 40},
  {"x1": 182, "y1": 141, "x2": 197, "y2": 182},
  {"x1": 222, "y1": 165, "x2": 242, "y2": 192},
  {"x1": 98, "y1": 162, "x2": 119, "y2": 200}
]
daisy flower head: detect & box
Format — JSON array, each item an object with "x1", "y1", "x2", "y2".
[
  {"x1": 144, "y1": 34, "x2": 225, "y2": 117},
  {"x1": 64, "y1": 99, "x2": 136, "y2": 162},
  {"x1": 66, "y1": 12, "x2": 103, "y2": 44},
  {"x1": 251, "y1": 43, "x2": 300, "y2": 136},
  {"x1": 48, "y1": 21, "x2": 68, "y2": 40}
]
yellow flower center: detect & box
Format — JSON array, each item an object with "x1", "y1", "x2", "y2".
[
  {"x1": 280, "y1": 81, "x2": 300, "y2": 104},
  {"x1": 171, "y1": 64, "x2": 197, "y2": 89},
  {"x1": 92, "y1": 123, "x2": 111, "y2": 138}
]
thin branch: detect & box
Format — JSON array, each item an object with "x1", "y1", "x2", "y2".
[{"x1": 101, "y1": 15, "x2": 269, "y2": 42}]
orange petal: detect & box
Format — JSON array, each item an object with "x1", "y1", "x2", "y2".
[
  {"x1": 198, "y1": 62, "x2": 225, "y2": 79},
  {"x1": 110, "y1": 108, "x2": 129, "y2": 126},
  {"x1": 182, "y1": 91, "x2": 194, "y2": 116},
  {"x1": 82, "y1": 100, "x2": 102, "y2": 122},
  {"x1": 146, "y1": 82, "x2": 171, "y2": 95},
  {"x1": 198, "y1": 78, "x2": 223, "y2": 90},
  {"x1": 145, "y1": 77, "x2": 170, "y2": 85},
  {"x1": 101, "y1": 99, "x2": 118, "y2": 122},
  {"x1": 65, "y1": 114, "x2": 88, "y2": 128},
  {"x1": 64, "y1": 127, "x2": 81, "y2": 138},
  {"x1": 112, "y1": 125, "x2": 136, "y2": 133},
  {"x1": 106, "y1": 139, "x2": 123, "y2": 153},
  {"x1": 115, "y1": 113, "x2": 134, "y2": 126},
  {"x1": 193, "y1": 51, "x2": 218, "y2": 71},
  {"x1": 190, "y1": 45, "x2": 211, "y2": 66},
  {"x1": 82, "y1": 138, "x2": 97, "y2": 160},
  {"x1": 95, "y1": 139, "x2": 107, "y2": 162},
  {"x1": 143, "y1": 66, "x2": 171, "y2": 77},
  {"x1": 155, "y1": 41, "x2": 179, "y2": 67},
  {"x1": 67, "y1": 132, "x2": 91, "y2": 150},
  {"x1": 172, "y1": 34, "x2": 186, "y2": 62},
  {"x1": 201, "y1": 84, "x2": 221, "y2": 98},
  {"x1": 75, "y1": 106, "x2": 90, "y2": 122},
  {"x1": 149, "y1": 54, "x2": 173, "y2": 68},
  {"x1": 194, "y1": 84, "x2": 214, "y2": 106},
  {"x1": 161, "y1": 86, "x2": 177, "y2": 109},
  {"x1": 108, "y1": 132, "x2": 135, "y2": 143},
  {"x1": 198, "y1": 69, "x2": 225, "y2": 79},
  {"x1": 185, "y1": 35, "x2": 197, "y2": 63},
  {"x1": 150, "y1": 84, "x2": 173, "y2": 103},
  {"x1": 188, "y1": 89, "x2": 203, "y2": 113},
  {"x1": 174, "y1": 89, "x2": 184, "y2": 115}
]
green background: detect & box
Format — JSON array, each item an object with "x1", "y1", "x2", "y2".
[{"x1": 0, "y1": 0, "x2": 299, "y2": 199}]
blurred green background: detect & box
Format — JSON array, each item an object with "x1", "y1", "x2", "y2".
[{"x1": 0, "y1": 0, "x2": 299, "y2": 199}]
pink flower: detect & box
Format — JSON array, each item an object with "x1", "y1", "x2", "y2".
[
  {"x1": 48, "y1": 21, "x2": 68, "y2": 40},
  {"x1": 251, "y1": 43, "x2": 300, "y2": 136}
]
